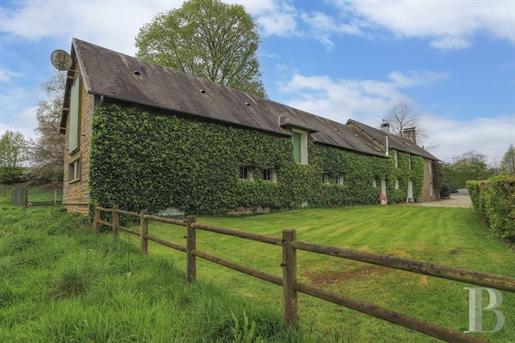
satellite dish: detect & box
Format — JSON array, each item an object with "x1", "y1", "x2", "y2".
[{"x1": 50, "y1": 49, "x2": 73, "y2": 71}]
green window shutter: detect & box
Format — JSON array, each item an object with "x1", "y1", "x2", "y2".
[
  {"x1": 293, "y1": 132, "x2": 301, "y2": 163},
  {"x1": 69, "y1": 78, "x2": 80, "y2": 154}
]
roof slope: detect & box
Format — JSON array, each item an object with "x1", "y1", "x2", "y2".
[
  {"x1": 347, "y1": 119, "x2": 439, "y2": 160},
  {"x1": 63, "y1": 38, "x2": 387, "y2": 157}
]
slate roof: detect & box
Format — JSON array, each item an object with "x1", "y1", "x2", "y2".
[
  {"x1": 346, "y1": 119, "x2": 439, "y2": 161},
  {"x1": 60, "y1": 39, "x2": 418, "y2": 159}
]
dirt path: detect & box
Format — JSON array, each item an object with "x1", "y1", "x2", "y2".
[{"x1": 418, "y1": 189, "x2": 472, "y2": 208}]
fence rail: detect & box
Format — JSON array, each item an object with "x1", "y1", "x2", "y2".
[{"x1": 93, "y1": 204, "x2": 515, "y2": 343}]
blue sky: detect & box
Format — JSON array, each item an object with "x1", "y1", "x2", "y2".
[{"x1": 1, "y1": 0, "x2": 514, "y2": 164}]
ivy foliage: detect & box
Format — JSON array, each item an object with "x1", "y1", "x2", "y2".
[{"x1": 89, "y1": 104, "x2": 425, "y2": 215}]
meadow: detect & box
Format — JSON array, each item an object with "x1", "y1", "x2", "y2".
[{"x1": 1, "y1": 187, "x2": 514, "y2": 342}]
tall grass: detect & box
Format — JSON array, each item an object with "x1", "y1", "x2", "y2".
[{"x1": 0, "y1": 199, "x2": 310, "y2": 342}]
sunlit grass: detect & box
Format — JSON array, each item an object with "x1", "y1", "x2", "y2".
[{"x1": 137, "y1": 205, "x2": 515, "y2": 342}]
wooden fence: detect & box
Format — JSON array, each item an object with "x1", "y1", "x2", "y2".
[
  {"x1": 1, "y1": 184, "x2": 12, "y2": 198},
  {"x1": 93, "y1": 204, "x2": 515, "y2": 343}
]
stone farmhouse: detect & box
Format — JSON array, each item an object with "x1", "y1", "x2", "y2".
[{"x1": 59, "y1": 39, "x2": 440, "y2": 215}]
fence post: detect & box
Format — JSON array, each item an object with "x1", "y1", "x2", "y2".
[
  {"x1": 186, "y1": 215, "x2": 197, "y2": 283},
  {"x1": 140, "y1": 209, "x2": 148, "y2": 254},
  {"x1": 282, "y1": 229, "x2": 298, "y2": 331},
  {"x1": 112, "y1": 205, "x2": 119, "y2": 238},
  {"x1": 93, "y1": 203, "x2": 100, "y2": 231}
]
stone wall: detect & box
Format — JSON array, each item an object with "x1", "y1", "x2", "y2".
[
  {"x1": 62, "y1": 74, "x2": 95, "y2": 214},
  {"x1": 421, "y1": 158, "x2": 437, "y2": 202}
]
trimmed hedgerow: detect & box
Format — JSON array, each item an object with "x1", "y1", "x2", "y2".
[
  {"x1": 467, "y1": 176, "x2": 515, "y2": 242},
  {"x1": 89, "y1": 104, "x2": 424, "y2": 215}
]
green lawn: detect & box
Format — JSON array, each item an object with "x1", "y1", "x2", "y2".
[
  {"x1": 2, "y1": 187, "x2": 514, "y2": 342},
  {"x1": 135, "y1": 205, "x2": 515, "y2": 342}
]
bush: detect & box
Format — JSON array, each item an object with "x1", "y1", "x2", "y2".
[
  {"x1": 439, "y1": 183, "x2": 453, "y2": 198},
  {"x1": 467, "y1": 176, "x2": 515, "y2": 241}
]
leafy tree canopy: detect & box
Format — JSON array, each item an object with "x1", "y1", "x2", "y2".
[
  {"x1": 135, "y1": 0, "x2": 267, "y2": 97},
  {"x1": 0, "y1": 130, "x2": 29, "y2": 184},
  {"x1": 500, "y1": 144, "x2": 515, "y2": 176},
  {"x1": 30, "y1": 71, "x2": 66, "y2": 182},
  {"x1": 443, "y1": 150, "x2": 494, "y2": 188}
]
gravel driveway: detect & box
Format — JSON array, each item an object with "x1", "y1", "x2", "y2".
[{"x1": 419, "y1": 189, "x2": 472, "y2": 208}]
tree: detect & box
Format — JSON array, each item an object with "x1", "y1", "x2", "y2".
[
  {"x1": 443, "y1": 151, "x2": 493, "y2": 188},
  {"x1": 500, "y1": 144, "x2": 515, "y2": 176},
  {"x1": 31, "y1": 71, "x2": 66, "y2": 182},
  {"x1": 135, "y1": 0, "x2": 266, "y2": 97},
  {"x1": 0, "y1": 130, "x2": 29, "y2": 184},
  {"x1": 383, "y1": 102, "x2": 438, "y2": 150}
]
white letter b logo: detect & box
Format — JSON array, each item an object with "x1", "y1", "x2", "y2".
[{"x1": 464, "y1": 287, "x2": 505, "y2": 333}]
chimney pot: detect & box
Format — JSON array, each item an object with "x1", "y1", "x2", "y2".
[{"x1": 381, "y1": 120, "x2": 390, "y2": 134}]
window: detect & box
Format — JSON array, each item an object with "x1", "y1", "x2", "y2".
[
  {"x1": 238, "y1": 166, "x2": 252, "y2": 181},
  {"x1": 68, "y1": 158, "x2": 80, "y2": 182},
  {"x1": 428, "y1": 160, "x2": 432, "y2": 174},
  {"x1": 292, "y1": 129, "x2": 308, "y2": 164},
  {"x1": 395, "y1": 179, "x2": 399, "y2": 189},
  {"x1": 336, "y1": 174, "x2": 344, "y2": 185},
  {"x1": 262, "y1": 168, "x2": 277, "y2": 182},
  {"x1": 408, "y1": 155, "x2": 412, "y2": 170},
  {"x1": 393, "y1": 150, "x2": 398, "y2": 168},
  {"x1": 323, "y1": 172, "x2": 330, "y2": 184},
  {"x1": 69, "y1": 77, "x2": 81, "y2": 154},
  {"x1": 373, "y1": 179, "x2": 377, "y2": 188},
  {"x1": 430, "y1": 182, "x2": 434, "y2": 197}
]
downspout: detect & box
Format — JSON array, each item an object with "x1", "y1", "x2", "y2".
[{"x1": 385, "y1": 136, "x2": 389, "y2": 157}]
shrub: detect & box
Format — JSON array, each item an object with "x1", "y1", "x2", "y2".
[{"x1": 467, "y1": 177, "x2": 515, "y2": 241}]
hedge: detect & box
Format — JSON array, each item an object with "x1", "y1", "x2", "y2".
[
  {"x1": 89, "y1": 104, "x2": 425, "y2": 215},
  {"x1": 467, "y1": 176, "x2": 515, "y2": 241}
]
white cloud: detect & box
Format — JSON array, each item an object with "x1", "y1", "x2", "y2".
[
  {"x1": 299, "y1": 11, "x2": 362, "y2": 49},
  {"x1": 250, "y1": 1, "x2": 298, "y2": 37},
  {"x1": 338, "y1": 1, "x2": 515, "y2": 50},
  {"x1": 280, "y1": 70, "x2": 448, "y2": 124},
  {"x1": 0, "y1": 68, "x2": 23, "y2": 83},
  {"x1": 0, "y1": 0, "x2": 176, "y2": 55},
  {"x1": 422, "y1": 115, "x2": 515, "y2": 164}
]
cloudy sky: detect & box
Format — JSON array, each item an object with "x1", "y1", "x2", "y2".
[{"x1": 1, "y1": 0, "x2": 514, "y2": 164}]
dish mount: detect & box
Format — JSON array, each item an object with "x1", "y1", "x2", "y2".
[{"x1": 50, "y1": 49, "x2": 73, "y2": 71}]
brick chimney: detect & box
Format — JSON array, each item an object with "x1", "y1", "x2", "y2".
[{"x1": 402, "y1": 127, "x2": 416, "y2": 144}]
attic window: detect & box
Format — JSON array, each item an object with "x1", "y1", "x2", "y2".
[{"x1": 366, "y1": 143, "x2": 382, "y2": 152}]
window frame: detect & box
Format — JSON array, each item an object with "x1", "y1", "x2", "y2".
[
  {"x1": 262, "y1": 168, "x2": 277, "y2": 182},
  {"x1": 292, "y1": 129, "x2": 308, "y2": 164},
  {"x1": 238, "y1": 166, "x2": 253, "y2": 181},
  {"x1": 69, "y1": 77, "x2": 81, "y2": 155},
  {"x1": 68, "y1": 157, "x2": 81, "y2": 183}
]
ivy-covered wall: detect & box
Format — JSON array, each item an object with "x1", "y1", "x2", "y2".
[{"x1": 89, "y1": 104, "x2": 424, "y2": 215}]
